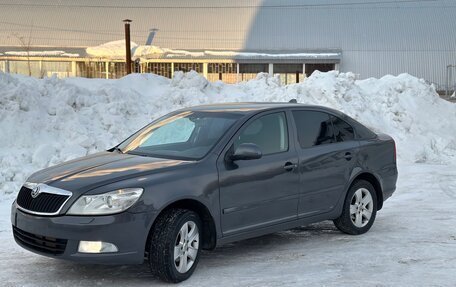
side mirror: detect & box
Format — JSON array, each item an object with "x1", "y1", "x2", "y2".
[{"x1": 230, "y1": 143, "x2": 262, "y2": 161}]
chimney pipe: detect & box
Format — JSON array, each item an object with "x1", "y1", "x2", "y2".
[{"x1": 123, "y1": 19, "x2": 132, "y2": 75}]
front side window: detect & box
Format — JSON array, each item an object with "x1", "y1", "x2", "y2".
[
  {"x1": 234, "y1": 112, "x2": 288, "y2": 155},
  {"x1": 119, "y1": 111, "x2": 242, "y2": 160},
  {"x1": 292, "y1": 111, "x2": 334, "y2": 148},
  {"x1": 331, "y1": 116, "x2": 355, "y2": 142}
]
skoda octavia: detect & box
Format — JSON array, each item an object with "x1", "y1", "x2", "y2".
[{"x1": 11, "y1": 102, "x2": 398, "y2": 283}]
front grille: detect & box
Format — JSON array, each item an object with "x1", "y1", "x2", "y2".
[
  {"x1": 17, "y1": 186, "x2": 70, "y2": 215},
  {"x1": 13, "y1": 226, "x2": 67, "y2": 255}
]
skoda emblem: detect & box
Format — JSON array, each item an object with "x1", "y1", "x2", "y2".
[{"x1": 31, "y1": 186, "x2": 41, "y2": 198}]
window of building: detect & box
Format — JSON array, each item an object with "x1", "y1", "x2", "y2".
[
  {"x1": 274, "y1": 64, "x2": 304, "y2": 85},
  {"x1": 305, "y1": 63, "x2": 335, "y2": 77},
  {"x1": 41, "y1": 61, "x2": 71, "y2": 78},
  {"x1": 207, "y1": 63, "x2": 237, "y2": 83},
  {"x1": 331, "y1": 116, "x2": 355, "y2": 142},
  {"x1": 107, "y1": 62, "x2": 127, "y2": 79},
  {"x1": 174, "y1": 63, "x2": 203, "y2": 73},
  {"x1": 234, "y1": 112, "x2": 288, "y2": 155},
  {"x1": 76, "y1": 61, "x2": 106, "y2": 78},
  {"x1": 9, "y1": 61, "x2": 41, "y2": 78},
  {"x1": 239, "y1": 64, "x2": 268, "y2": 81},
  {"x1": 292, "y1": 111, "x2": 334, "y2": 148},
  {"x1": 144, "y1": 63, "x2": 172, "y2": 78}
]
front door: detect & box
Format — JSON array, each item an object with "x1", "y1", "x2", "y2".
[{"x1": 217, "y1": 111, "x2": 300, "y2": 236}]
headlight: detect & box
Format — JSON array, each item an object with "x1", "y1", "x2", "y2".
[{"x1": 67, "y1": 188, "x2": 143, "y2": 215}]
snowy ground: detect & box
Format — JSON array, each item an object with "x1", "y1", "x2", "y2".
[{"x1": 1, "y1": 163, "x2": 455, "y2": 287}]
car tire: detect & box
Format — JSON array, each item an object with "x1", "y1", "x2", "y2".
[
  {"x1": 148, "y1": 208, "x2": 202, "y2": 283},
  {"x1": 333, "y1": 180, "x2": 378, "y2": 235}
]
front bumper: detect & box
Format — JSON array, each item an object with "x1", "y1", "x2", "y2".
[{"x1": 11, "y1": 202, "x2": 157, "y2": 265}]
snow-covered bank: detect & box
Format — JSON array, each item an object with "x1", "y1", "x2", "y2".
[{"x1": 0, "y1": 71, "x2": 456, "y2": 198}]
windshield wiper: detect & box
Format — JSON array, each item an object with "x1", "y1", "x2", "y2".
[{"x1": 111, "y1": 146, "x2": 123, "y2": 154}]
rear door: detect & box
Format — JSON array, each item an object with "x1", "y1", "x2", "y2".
[
  {"x1": 291, "y1": 110, "x2": 359, "y2": 217},
  {"x1": 217, "y1": 111, "x2": 300, "y2": 236}
]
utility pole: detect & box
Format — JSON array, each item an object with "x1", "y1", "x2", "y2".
[{"x1": 123, "y1": 19, "x2": 132, "y2": 75}]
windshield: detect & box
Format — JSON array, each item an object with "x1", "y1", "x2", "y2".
[{"x1": 118, "y1": 111, "x2": 242, "y2": 160}]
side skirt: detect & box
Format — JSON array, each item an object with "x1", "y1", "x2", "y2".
[{"x1": 216, "y1": 209, "x2": 341, "y2": 246}]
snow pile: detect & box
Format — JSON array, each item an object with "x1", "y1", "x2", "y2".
[{"x1": 0, "y1": 71, "x2": 455, "y2": 198}]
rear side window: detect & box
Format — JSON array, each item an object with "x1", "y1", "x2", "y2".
[
  {"x1": 234, "y1": 112, "x2": 288, "y2": 155},
  {"x1": 292, "y1": 111, "x2": 334, "y2": 148},
  {"x1": 331, "y1": 116, "x2": 355, "y2": 142}
]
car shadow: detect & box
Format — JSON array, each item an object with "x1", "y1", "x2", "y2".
[{"x1": 43, "y1": 221, "x2": 342, "y2": 285}]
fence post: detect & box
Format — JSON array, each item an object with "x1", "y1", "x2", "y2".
[
  {"x1": 105, "y1": 61, "x2": 110, "y2": 79},
  {"x1": 39, "y1": 60, "x2": 43, "y2": 78},
  {"x1": 236, "y1": 63, "x2": 240, "y2": 83},
  {"x1": 268, "y1": 63, "x2": 273, "y2": 75},
  {"x1": 450, "y1": 65, "x2": 454, "y2": 96},
  {"x1": 203, "y1": 63, "x2": 208, "y2": 79},
  {"x1": 171, "y1": 62, "x2": 174, "y2": 78},
  {"x1": 71, "y1": 61, "x2": 77, "y2": 77},
  {"x1": 447, "y1": 65, "x2": 450, "y2": 97}
]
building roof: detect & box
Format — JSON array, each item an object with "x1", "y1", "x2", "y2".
[
  {"x1": 141, "y1": 49, "x2": 341, "y2": 63},
  {"x1": 0, "y1": 46, "x2": 86, "y2": 58},
  {"x1": 0, "y1": 45, "x2": 341, "y2": 62}
]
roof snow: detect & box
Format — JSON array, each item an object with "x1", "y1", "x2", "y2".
[
  {"x1": 85, "y1": 40, "x2": 341, "y2": 60},
  {"x1": 4, "y1": 51, "x2": 79, "y2": 57}
]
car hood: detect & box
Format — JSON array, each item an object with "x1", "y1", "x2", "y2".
[{"x1": 27, "y1": 151, "x2": 193, "y2": 194}]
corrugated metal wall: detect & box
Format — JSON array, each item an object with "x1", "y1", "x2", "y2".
[{"x1": 0, "y1": 0, "x2": 455, "y2": 87}]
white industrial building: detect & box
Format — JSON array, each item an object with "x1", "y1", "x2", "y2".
[{"x1": 0, "y1": 0, "x2": 455, "y2": 91}]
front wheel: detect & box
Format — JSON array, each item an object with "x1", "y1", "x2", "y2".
[
  {"x1": 333, "y1": 180, "x2": 377, "y2": 235},
  {"x1": 149, "y1": 209, "x2": 202, "y2": 283}
]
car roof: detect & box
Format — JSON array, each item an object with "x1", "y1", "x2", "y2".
[
  {"x1": 176, "y1": 102, "x2": 377, "y2": 139},
  {"x1": 180, "y1": 102, "x2": 338, "y2": 115}
]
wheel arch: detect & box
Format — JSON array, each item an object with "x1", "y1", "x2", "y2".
[
  {"x1": 146, "y1": 198, "x2": 217, "y2": 254},
  {"x1": 350, "y1": 172, "x2": 384, "y2": 210}
]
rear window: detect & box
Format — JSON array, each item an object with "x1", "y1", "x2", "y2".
[
  {"x1": 331, "y1": 116, "x2": 355, "y2": 142},
  {"x1": 292, "y1": 111, "x2": 334, "y2": 148}
]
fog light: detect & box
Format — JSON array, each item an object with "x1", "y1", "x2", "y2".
[{"x1": 78, "y1": 241, "x2": 118, "y2": 253}]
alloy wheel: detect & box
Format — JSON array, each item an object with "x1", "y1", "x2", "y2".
[
  {"x1": 174, "y1": 221, "x2": 199, "y2": 273},
  {"x1": 350, "y1": 188, "x2": 374, "y2": 228}
]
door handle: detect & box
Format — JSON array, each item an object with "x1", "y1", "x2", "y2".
[
  {"x1": 344, "y1": 152, "x2": 353, "y2": 161},
  {"x1": 283, "y1": 162, "x2": 298, "y2": 171}
]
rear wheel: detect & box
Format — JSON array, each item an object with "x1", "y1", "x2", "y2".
[
  {"x1": 149, "y1": 209, "x2": 202, "y2": 283},
  {"x1": 333, "y1": 180, "x2": 377, "y2": 235}
]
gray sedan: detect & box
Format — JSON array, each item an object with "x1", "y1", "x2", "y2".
[{"x1": 11, "y1": 102, "x2": 398, "y2": 283}]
